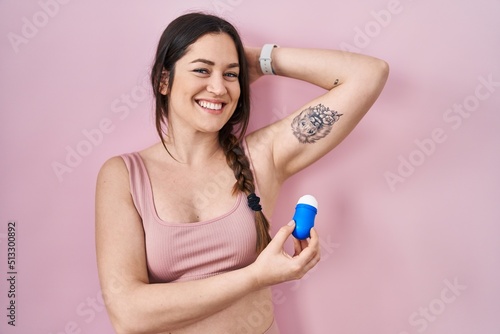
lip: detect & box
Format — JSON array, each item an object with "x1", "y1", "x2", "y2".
[{"x1": 195, "y1": 99, "x2": 227, "y2": 115}]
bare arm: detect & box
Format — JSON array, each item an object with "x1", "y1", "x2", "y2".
[
  {"x1": 95, "y1": 157, "x2": 320, "y2": 333},
  {"x1": 246, "y1": 46, "x2": 389, "y2": 184}
]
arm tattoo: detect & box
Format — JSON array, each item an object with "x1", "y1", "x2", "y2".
[{"x1": 291, "y1": 104, "x2": 342, "y2": 144}]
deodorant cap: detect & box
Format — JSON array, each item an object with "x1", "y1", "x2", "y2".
[{"x1": 297, "y1": 195, "x2": 318, "y2": 209}]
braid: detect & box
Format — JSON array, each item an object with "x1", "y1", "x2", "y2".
[{"x1": 221, "y1": 133, "x2": 272, "y2": 253}]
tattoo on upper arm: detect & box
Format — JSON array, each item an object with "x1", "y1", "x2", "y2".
[{"x1": 291, "y1": 104, "x2": 343, "y2": 144}]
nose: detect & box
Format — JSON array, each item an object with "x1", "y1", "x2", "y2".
[{"x1": 207, "y1": 74, "x2": 227, "y2": 96}]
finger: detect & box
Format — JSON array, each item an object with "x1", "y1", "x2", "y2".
[
  {"x1": 302, "y1": 251, "x2": 321, "y2": 273},
  {"x1": 299, "y1": 237, "x2": 308, "y2": 251},
  {"x1": 308, "y1": 228, "x2": 321, "y2": 262},
  {"x1": 269, "y1": 221, "x2": 295, "y2": 252},
  {"x1": 292, "y1": 236, "x2": 310, "y2": 257},
  {"x1": 292, "y1": 237, "x2": 302, "y2": 257},
  {"x1": 295, "y1": 228, "x2": 317, "y2": 255},
  {"x1": 294, "y1": 228, "x2": 320, "y2": 264},
  {"x1": 307, "y1": 227, "x2": 320, "y2": 251}
]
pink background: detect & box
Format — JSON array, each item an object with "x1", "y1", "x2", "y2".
[{"x1": 1, "y1": 0, "x2": 499, "y2": 333}]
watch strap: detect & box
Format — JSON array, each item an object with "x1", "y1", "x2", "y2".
[{"x1": 259, "y1": 44, "x2": 278, "y2": 75}]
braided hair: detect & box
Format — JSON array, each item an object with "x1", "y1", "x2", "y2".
[
  {"x1": 150, "y1": 12, "x2": 272, "y2": 253},
  {"x1": 219, "y1": 129, "x2": 272, "y2": 254}
]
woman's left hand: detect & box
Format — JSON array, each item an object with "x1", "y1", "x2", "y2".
[{"x1": 248, "y1": 221, "x2": 321, "y2": 288}]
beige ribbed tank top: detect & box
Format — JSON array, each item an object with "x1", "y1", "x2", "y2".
[{"x1": 120, "y1": 151, "x2": 258, "y2": 283}]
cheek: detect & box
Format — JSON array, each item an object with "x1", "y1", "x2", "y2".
[{"x1": 229, "y1": 83, "x2": 241, "y2": 100}]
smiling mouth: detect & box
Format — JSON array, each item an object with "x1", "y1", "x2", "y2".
[{"x1": 197, "y1": 100, "x2": 225, "y2": 111}]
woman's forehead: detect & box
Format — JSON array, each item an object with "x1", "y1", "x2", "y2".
[{"x1": 183, "y1": 33, "x2": 239, "y2": 65}]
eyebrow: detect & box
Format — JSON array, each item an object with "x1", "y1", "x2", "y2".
[{"x1": 190, "y1": 58, "x2": 239, "y2": 68}]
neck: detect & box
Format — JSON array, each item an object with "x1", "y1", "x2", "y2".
[{"x1": 162, "y1": 129, "x2": 222, "y2": 166}]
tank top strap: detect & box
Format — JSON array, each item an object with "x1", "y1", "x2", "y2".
[{"x1": 120, "y1": 152, "x2": 152, "y2": 224}]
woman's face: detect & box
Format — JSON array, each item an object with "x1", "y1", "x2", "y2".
[{"x1": 166, "y1": 33, "x2": 241, "y2": 135}]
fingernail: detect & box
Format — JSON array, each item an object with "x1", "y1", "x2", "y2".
[{"x1": 287, "y1": 220, "x2": 295, "y2": 226}]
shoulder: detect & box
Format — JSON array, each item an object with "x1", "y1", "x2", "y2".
[
  {"x1": 97, "y1": 142, "x2": 163, "y2": 186},
  {"x1": 95, "y1": 155, "x2": 133, "y2": 199},
  {"x1": 98, "y1": 141, "x2": 160, "y2": 179},
  {"x1": 98, "y1": 155, "x2": 128, "y2": 180}
]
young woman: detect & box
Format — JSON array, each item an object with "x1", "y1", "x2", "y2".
[{"x1": 95, "y1": 12, "x2": 388, "y2": 334}]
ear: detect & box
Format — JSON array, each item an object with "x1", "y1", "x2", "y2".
[{"x1": 159, "y1": 68, "x2": 169, "y2": 95}]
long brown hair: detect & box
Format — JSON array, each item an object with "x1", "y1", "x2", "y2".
[{"x1": 150, "y1": 12, "x2": 271, "y2": 253}]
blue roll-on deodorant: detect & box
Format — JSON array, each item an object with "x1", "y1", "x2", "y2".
[{"x1": 292, "y1": 195, "x2": 318, "y2": 239}]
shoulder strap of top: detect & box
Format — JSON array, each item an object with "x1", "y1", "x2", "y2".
[{"x1": 120, "y1": 152, "x2": 151, "y2": 220}]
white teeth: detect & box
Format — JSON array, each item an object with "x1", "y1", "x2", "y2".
[{"x1": 198, "y1": 100, "x2": 222, "y2": 110}]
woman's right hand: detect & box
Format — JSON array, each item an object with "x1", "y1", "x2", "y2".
[
  {"x1": 244, "y1": 46, "x2": 265, "y2": 84},
  {"x1": 248, "y1": 221, "x2": 321, "y2": 288}
]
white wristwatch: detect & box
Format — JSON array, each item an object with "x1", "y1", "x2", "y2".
[{"x1": 259, "y1": 44, "x2": 278, "y2": 75}]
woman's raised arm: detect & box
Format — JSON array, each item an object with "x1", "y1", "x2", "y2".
[{"x1": 246, "y1": 46, "x2": 389, "y2": 184}]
